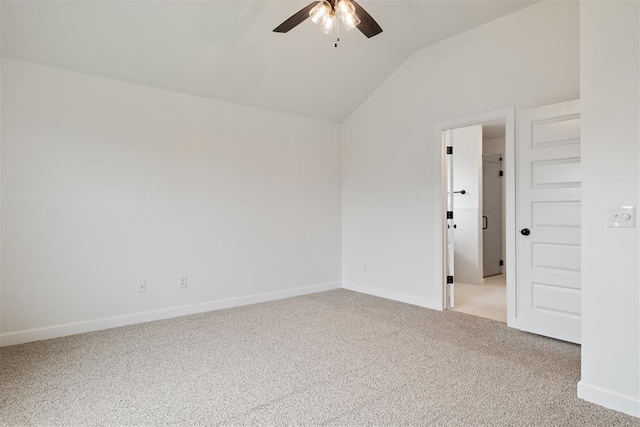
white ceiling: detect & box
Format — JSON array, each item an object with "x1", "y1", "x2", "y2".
[{"x1": 1, "y1": 0, "x2": 537, "y2": 123}]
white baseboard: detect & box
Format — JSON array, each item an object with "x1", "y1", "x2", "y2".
[
  {"x1": 0, "y1": 281, "x2": 341, "y2": 347},
  {"x1": 343, "y1": 281, "x2": 441, "y2": 310},
  {"x1": 578, "y1": 380, "x2": 640, "y2": 418}
]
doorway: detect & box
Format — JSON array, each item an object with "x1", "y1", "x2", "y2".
[
  {"x1": 444, "y1": 122, "x2": 506, "y2": 321},
  {"x1": 436, "y1": 107, "x2": 516, "y2": 326}
]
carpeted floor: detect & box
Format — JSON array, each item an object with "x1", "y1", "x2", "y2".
[{"x1": 1, "y1": 289, "x2": 638, "y2": 426}]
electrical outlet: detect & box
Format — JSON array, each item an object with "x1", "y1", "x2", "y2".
[
  {"x1": 179, "y1": 276, "x2": 188, "y2": 289},
  {"x1": 138, "y1": 280, "x2": 146, "y2": 293},
  {"x1": 363, "y1": 263, "x2": 368, "y2": 272}
]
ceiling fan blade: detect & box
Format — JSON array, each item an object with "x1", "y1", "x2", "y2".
[
  {"x1": 273, "y1": 2, "x2": 319, "y2": 33},
  {"x1": 351, "y1": 0, "x2": 383, "y2": 38}
]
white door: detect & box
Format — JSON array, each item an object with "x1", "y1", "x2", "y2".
[
  {"x1": 516, "y1": 99, "x2": 581, "y2": 344},
  {"x1": 483, "y1": 153, "x2": 503, "y2": 277},
  {"x1": 445, "y1": 131, "x2": 455, "y2": 308}
]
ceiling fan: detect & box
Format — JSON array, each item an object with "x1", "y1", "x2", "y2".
[{"x1": 273, "y1": 0, "x2": 383, "y2": 40}]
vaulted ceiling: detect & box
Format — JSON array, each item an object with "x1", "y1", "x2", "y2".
[{"x1": 1, "y1": 0, "x2": 537, "y2": 123}]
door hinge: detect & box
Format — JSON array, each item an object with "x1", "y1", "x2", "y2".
[
  {"x1": 447, "y1": 276, "x2": 454, "y2": 284},
  {"x1": 499, "y1": 170, "x2": 504, "y2": 177},
  {"x1": 500, "y1": 260, "x2": 504, "y2": 266},
  {"x1": 446, "y1": 146, "x2": 453, "y2": 155},
  {"x1": 447, "y1": 211, "x2": 453, "y2": 219}
]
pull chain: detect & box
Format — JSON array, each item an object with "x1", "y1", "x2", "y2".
[{"x1": 335, "y1": 13, "x2": 340, "y2": 48}]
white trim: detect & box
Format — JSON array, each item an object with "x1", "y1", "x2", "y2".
[
  {"x1": 578, "y1": 381, "x2": 640, "y2": 418},
  {"x1": 343, "y1": 281, "x2": 441, "y2": 311},
  {"x1": 433, "y1": 107, "x2": 518, "y2": 328},
  {"x1": 0, "y1": 281, "x2": 341, "y2": 347}
]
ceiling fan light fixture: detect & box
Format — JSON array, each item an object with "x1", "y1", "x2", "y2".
[
  {"x1": 320, "y1": 10, "x2": 336, "y2": 33},
  {"x1": 273, "y1": 0, "x2": 382, "y2": 40},
  {"x1": 335, "y1": 0, "x2": 360, "y2": 31},
  {"x1": 335, "y1": 0, "x2": 355, "y2": 17},
  {"x1": 340, "y1": 11, "x2": 361, "y2": 31},
  {"x1": 309, "y1": 1, "x2": 332, "y2": 25}
]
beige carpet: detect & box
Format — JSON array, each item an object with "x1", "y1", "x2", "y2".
[{"x1": 0, "y1": 289, "x2": 638, "y2": 426}]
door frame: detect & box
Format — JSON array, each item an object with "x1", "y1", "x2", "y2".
[{"x1": 434, "y1": 107, "x2": 517, "y2": 327}]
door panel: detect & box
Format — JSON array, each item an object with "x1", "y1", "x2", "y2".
[
  {"x1": 483, "y1": 154, "x2": 503, "y2": 277},
  {"x1": 532, "y1": 201, "x2": 580, "y2": 227},
  {"x1": 532, "y1": 115, "x2": 581, "y2": 147},
  {"x1": 532, "y1": 243, "x2": 581, "y2": 271},
  {"x1": 531, "y1": 158, "x2": 581, "y2": 188},
  {"x1": 532, "y1": 283, "x2": 581, "y2": 316},
  {"x1": 517, "y1": 99, "x2": 581, "y2": 344}
]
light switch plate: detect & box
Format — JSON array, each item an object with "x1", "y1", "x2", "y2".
[{"x1": 608, "y1": 205, "x2": 636, "y2": 228}]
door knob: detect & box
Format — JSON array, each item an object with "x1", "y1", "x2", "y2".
[{"x1": 521, "y1": 228, "x2": 531, "y2": 236}]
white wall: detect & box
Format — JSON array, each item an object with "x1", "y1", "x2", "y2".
[
  {"x1": 450, "y1": 125, "x2": 483, "y2": 285},
  {"x1": 0, "y1": 59, "x2": 342, "y2": 345},
  {"x1": 483, "y1": 137, "x2": 505, "y2": 155},
  {"x1": 578, "y1": 1, "x2": 640, "y2": 417},
  {"x1": 342, "y1": 1, "x2": 579, "y2": 308}
]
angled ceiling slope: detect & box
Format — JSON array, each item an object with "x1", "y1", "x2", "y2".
[{"x1": 1, "y1": 0, "x2": 537, "y2": 123}]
